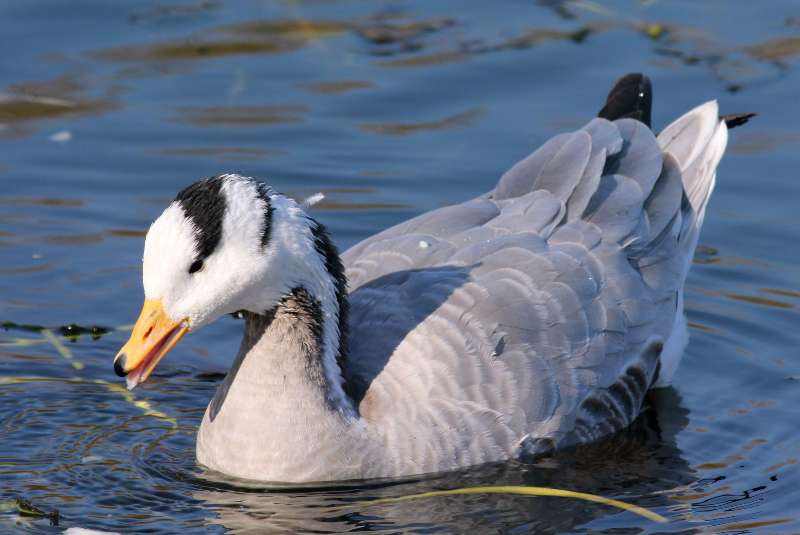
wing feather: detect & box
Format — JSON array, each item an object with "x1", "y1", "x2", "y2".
[
  {"x1": 341, "y1": 101, "x2": 728, "y2": 467},
  {"x1": 494, "y1": 131, "x2": 591, "y2": 201}
]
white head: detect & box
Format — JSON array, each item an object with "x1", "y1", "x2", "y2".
[
  {"x1": 114, "y1": 174, "x2": 350, "y2": 409},
  {"x1": 143, "y1": 174, "x2": 281, "y2": 329}
]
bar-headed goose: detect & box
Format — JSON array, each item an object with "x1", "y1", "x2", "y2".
[{"x1": 113, "y1": 74, "x2": 751, "y2": 482}]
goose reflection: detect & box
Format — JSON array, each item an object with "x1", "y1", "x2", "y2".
[{"x1": 193, "y1": 387, "x2": 693, "y2": 533}]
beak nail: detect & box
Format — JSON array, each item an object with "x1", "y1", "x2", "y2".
[{"x1": 114, "y1": 354, "x2": 128, "y2": 377}]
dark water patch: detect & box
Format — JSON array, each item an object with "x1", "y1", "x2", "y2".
[
  {"x1": 728, "y1": 131, "x2": 800, "y2": 155},
  {"x1": 355, "y1": 16, "x2": 455, "y2": 47},
  {"x1": 284, "y1": 187, "x2": 411, "y2": 211},
  {"x1": 220, "y1": 19, "x2": 350, "y2": 40},
  {"x1": 0, "y1": 263, "x2": 54, "y2": 275},
  {"x1": 8, "y1": 73, "x2": 89, "y2": 100},
  {"x1": 467, "y1": 25, "x2": 598, "y2": 53},
  {"x1": 128, "y1": 0, "x2": 223, "y2": 24},
  {"x1": 721, "y1": 517, "x2": 794, "y2": 531},
  {"x1": 360, "y1": 108, "x2": 482, "y2": 136},
  {"x1": 147, "y1": 146, "x2": 286, "y2": 160},
  {"x1": 310, "y1": 200, "x2": 411, "y2": 211},
  {"x1": 300, "y1": 80, "x2": 374, "y2": 94},
  {"x1": 724, "y1": 292, "x2": 794, "y2": 309},
  {"x1": 40, "y1": 232, "x2": 106, "y2": 245},
  {"x1": 0, "y1": 350, "x2": 53, "y2": 362},
  {"x1": 747, "y1": 36, "x2": 800, "y2": 62},
  {"x1": 106, "y1": 229, "x2": 147, "y2": 238},
  {"x1": 692, "y1": 247, "x2": 769, "y2": 268},
  {"x1": 97, "y1": 18, "x2": 352, "y2": 65},
  {"x1": 174, "y1": 104, "x2": 307, "y2": 126},
  {"x1": 286, "y1": 186, "x2": 378, "y2": 200},
  {"x1": 688, "y1": 321, "x2": 717, "y2": 333},
  {"x1": 0, "y1": 95, "x2": 79, "y2": 122},
  {"x1": 760, "y1": 287, "x2": 800, "y2": 299},
  {"x1": 355, "y1": 170, "x2": 401, "y2": 178},
  {"x1": 378, "y1": 50, "x2": 468, "y2": 68},
  {"x1": 537, "y1": 0, "x2": 599, "y2": 21},
  {"x1": 96, "y1": 38, "x2": 304, "y2": 62},
  {"x1": 0, "y1": 74, "x2": 117, "y2": 136},
  {"x1": 106, "y1": 61, "x2": 196, "y2": 83}
]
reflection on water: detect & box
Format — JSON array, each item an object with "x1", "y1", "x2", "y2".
[{"x1": 1, "y1": 0, "x2": 800, "y2": 533}]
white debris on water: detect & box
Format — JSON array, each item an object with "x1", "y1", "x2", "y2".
[{"x1": 49, "y1": 130, "x2": 72, "y2": 143}]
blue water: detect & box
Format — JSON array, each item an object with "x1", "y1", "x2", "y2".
[{"x1": 1, "y1": 1, "x2": 799, "y2": 532}]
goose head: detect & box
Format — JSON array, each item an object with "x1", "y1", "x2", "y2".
[{"x1": 113, "y1": 174, "x2": 347, "y2": 393}]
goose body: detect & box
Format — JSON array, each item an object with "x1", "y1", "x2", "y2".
[{"x1": 114, "y1": 74, "x2": 737, "y2": 482}]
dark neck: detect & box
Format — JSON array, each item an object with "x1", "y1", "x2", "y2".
[
  {"x1": 308, "y1": 218, "x2": 349, "y2": 384},
  {"x1": 209, "y1": 285, "x2": 355, "y2": 422}
]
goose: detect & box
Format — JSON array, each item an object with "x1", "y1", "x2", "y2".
[{"x1": 113, "y1": 74, "x2": 751, "y2": 483}]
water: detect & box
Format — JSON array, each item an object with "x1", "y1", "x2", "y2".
[{"x1": 1, "y1": 0, "x2": 799, "y2": 532}]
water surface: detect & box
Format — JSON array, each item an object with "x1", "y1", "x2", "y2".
[{"x1": 2, "y1": 0, "x2": 799, "y2": 533}]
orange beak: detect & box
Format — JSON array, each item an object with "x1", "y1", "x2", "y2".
[{"x1": 113, "y1": 299, "x2": 189, "y2": 389}]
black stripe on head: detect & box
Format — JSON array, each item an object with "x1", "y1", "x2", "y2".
[
  {"x1": 175, "y1": 176, "x2": 226, "y2": 262},
  {"x1": 309, "y1": 219, "x2": 349, "y2": 382},
  {"x1": 251, "y1": 180, "x2": 274, "y2": 248}
]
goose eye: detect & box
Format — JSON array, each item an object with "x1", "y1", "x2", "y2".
[{"x1": 188, "y1": 259, "x2": 204, "y2": 274}]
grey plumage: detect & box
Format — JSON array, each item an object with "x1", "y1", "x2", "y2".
[{"x1": 339, "y1": 108, "x2": 726, "y2": 473}]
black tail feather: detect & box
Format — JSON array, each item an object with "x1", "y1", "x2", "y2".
[
  {"x1": 599, "y1": 73, "x2": 755, "y2": 132},
  {"x1": 598, "y1": 73, "x2": 652, "y2": 128},
  {"x1": 720, "y1": 112, "x2": 757, "y2": 130}
]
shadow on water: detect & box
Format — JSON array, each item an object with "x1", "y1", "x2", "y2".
[{"x1": 192, "y1": 388, "x2": 693, "y2": 533}]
